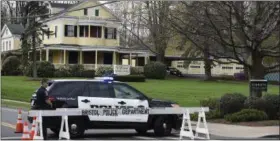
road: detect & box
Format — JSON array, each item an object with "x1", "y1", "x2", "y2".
[{"x1": 1, "y1": 107, "x2": 279, "y2": 140}]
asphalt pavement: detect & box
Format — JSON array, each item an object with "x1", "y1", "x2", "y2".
[{"x1": 1, "y1": 107, "x2": 279, "y2": 140}]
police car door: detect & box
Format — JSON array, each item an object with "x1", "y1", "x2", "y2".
[
  {"x1": 78, "y1": 82, "x2": 116, "y2": 122},
  {"x1": 112, "y1": 83, "x2": 149, "y2": 122}
]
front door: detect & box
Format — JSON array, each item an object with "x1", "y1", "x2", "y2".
[{"x1": 112, "y1": 83, "x2": 149, "y2": 123}]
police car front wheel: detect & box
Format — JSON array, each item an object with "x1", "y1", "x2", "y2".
[{"x1": 153, "y1": 116, "x2": 172, "y2": 136}]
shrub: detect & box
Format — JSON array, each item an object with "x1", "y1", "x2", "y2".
[
  {"x1": 262, "y1": 94, "x2": 280, "y2": 120},
  {"x1": 220, "y1": 93, "x2": 247, "y2": 116},
  {"x1": 2, "y1": 56, "x2": 21, "y2": 76},
  {"x1": 131, "y1": 67, "x2": 144, "y2": 75},
  {"x1": 225, "y1": 109, "x2": 268, "y2": 122},
  {"x1": 200, "y1": 98, "x2": 220, "y2": 110},
  {"x1": 113, "y1": 75, "x2": 145, "y2": 82},
  {"x1": 69, "y1": 64, "x2": 84, "y2": 77},
  {"x1": 81, "y1": 70, "x2": 95, "y2": 78},
  {"x1": 54, "y1": 67, "x2": 71, "y2": 77},
  {"x1": 144, "y1": 61, "x2": 166, "y2": 79},
  {"x1": 96, "y1": 66, "x2": 113, "y2": 76},
  {"x1": 244, "y1": 96, "x2": 267, "y2": 111},
  {"x1": 37, "y1": 61, "x2": 55, "y2": 77},
  {"x1": 190, "y1": 109, "x2": 222, "y2": 121}
]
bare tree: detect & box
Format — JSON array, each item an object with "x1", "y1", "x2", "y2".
[{"x1": 169, "y1": 1, "x2": 280, "y2": 97}]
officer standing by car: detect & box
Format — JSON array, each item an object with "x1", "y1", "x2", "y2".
[{"x1": 34, "y1": 78, "x2": 53, "y2": 140}]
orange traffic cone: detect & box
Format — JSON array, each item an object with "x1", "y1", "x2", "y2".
[
  {"x1": 15, "y1": 109, "x2": 23, "y2": 133},
  {"x1": 29, "y1": 117, "x2": 36, "y2": 140},
  {"x1": 21, "y1": 121, "x2": 30, "y2": 140}
]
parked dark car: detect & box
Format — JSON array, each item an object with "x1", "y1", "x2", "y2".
[{"x1": 166, "y1": 67, "x2": 183, "y2": 77}]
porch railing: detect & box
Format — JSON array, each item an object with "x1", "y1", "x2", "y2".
[{"x1": 53, "y1": 64, "x2": 144, "y2": 72}]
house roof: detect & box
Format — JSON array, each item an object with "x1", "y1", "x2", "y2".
[
  {"x1": 49, "y1": 3, "x2": 74, "y2": 9},
  {"x1": 6, "y1": 24, "x2": 24, "y2": 35}
]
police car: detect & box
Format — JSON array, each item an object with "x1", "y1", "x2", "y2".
[{"x1": 28, "y1": 77, "x2": 182, "y2": 138}]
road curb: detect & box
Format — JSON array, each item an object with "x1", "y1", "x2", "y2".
[{"x1": 1, "y1": 99, "x2": 29, "y2": 104}]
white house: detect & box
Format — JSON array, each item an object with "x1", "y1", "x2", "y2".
[{"x1": 1, "y1": 24, "x2": 24, "y2": 52}]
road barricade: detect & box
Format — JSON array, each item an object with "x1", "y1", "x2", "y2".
[{"x1": 28, "y1": 107, "x2": 209, "y2": 140}]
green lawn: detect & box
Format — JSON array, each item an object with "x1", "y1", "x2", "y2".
[{"x1": 1, "y1": 76, "x2": 279, "y2": 106}]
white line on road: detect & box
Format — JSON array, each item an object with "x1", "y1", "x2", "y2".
[
  {"x1": 1, "y1": 136, "x2": 21, "y2": 139},
  {"x1": 134, "y1": 136, "x2": 158, "y2": 140},
  {"x1": 1, "y1": 107, "x2": 28, "y2": 114}
]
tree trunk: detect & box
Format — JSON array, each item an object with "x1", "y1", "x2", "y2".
[
  {"x1": 203, "y1": 45, "x2": 212, "y2": 81},
  {"x1": 249, "y1": 52, "x2": 266, "y2": 97},
  {"x1": 243, "y1": 65, "x2": 249, "y2": 80},
  {"x1": 32, "y1": 31, "x2": 37, "y2": 78}
]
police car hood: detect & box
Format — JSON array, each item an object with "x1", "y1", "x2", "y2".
[{"x1": 149, "y1": 98, "x2": 177, "y2": 107}]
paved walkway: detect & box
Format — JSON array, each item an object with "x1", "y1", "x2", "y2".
[{"x1": 191, "y1": 121, "x2": 279, "y2": 138}]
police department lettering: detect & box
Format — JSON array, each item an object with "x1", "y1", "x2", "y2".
[{"x1": 82, "y1": 107, "x2": 149, "y2": 116}]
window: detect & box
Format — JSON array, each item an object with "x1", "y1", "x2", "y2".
[
  {"x1": 95, "y1": 9, "x2": 99, "y2": 16},
  {"x1": 84, "y1": 9, "x2": 88, "y2": 15},
  {"x1": 88, "y1": 82, "x2": 112, "y2": 98},
  {"x1": 79, "y1": 25, "x2": 89, "y2": 37},
  {"x1": 47, "y1": 28, "x2": 50, "y2": 39},
  {"x1": 64, "y1": 25, "x2": 77, "y2": 37},
  {"x1": 105, "y1": 27, "x2": 117, "y2": 39},
  {"x1": 90, "y1": 26, "x2": 102, "y2": 38},
  {"x1": 222, "y1": 66, "x2": 233, "y2": 69},
  {"x1": 190, "y1": 66, "x2": 200, "y2": 68},
  {"x1": 113, "y1": 83, "x2": 145, "y2": 99},
  {"x1": 6, "y1": 41, "x2": 8, "y2": 50},
  {"x1": 55, "y1": 26, "x2": 57, "y2": 38},
  {"x1": 50, "y1": 82, "x2": 85, "y2": 96},
  {"x1": 236, "y1": 67, "x2": 244, "y2": 70}
]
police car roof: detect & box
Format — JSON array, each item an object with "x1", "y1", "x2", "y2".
[{"x1": 51, "y1": 79, "x2": 122, "y2": 83}]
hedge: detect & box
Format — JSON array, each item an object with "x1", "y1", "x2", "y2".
[
  {"x1": 225, "y1": 109, "x2": 268, "y2": 122},
  {"x1": 113, "y1": 75, "x2": 145, "y2": 82}
]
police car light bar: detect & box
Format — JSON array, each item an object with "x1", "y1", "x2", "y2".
[{"x1": 95, "y1": 77, "x2": 114, "y2": 82}]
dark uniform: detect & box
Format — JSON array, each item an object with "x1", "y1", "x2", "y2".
[{"x1": 35, "y1": 86, "x2": 51, "y2": 140}]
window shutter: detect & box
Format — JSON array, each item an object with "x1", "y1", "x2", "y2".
[
  {"x1": 55, "y1": 26, "x2": 57, "y2": 38},
  {"x1": 47, "y1": 28, "x2": 50, "y2": 39},
  {"x1": 114, "y1": 28, "x2": 117, "y2": 39},
  {"x1": 74, "y1": 26, "x2": 77, "y2": 37},
  {"x1": 104, "y1": 27, "x2": 108, "y2": 39},
  {"x1": 64, "y1": 25, "x2": 68, "y2": 36}
]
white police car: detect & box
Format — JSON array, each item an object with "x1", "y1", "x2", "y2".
[{"x1": 28, "y1": 77, "x2": 182, "y2": 138}]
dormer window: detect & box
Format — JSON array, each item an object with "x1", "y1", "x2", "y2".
[
  {"x1": 84, "y1": 9, "x2": 88, "y2": 16},
  {"x1": 95, "y1": 9, "x2": 99, "y2": 16}
]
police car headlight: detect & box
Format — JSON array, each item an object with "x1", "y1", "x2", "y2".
[{"x1": 171, "y1": 104, "x2": 180, "y2": 108}]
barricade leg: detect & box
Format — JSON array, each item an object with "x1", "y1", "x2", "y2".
[
  {"x1": 179, "y1": 109, "x2": 194, "y2": 140},
  {"x1": 33, "y1": 111, "x2": 44, "y2": 140},
  {"x1": 195, "y1": 108, "x2": 210, "y2": 140},
  {"x1": 59, "y1": 115, "x2": 70, "y2": 140}
]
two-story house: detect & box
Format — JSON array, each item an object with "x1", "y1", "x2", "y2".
[
  {"x1": 34, "y1": 1, "x2": 150, "y2": 71},
  {"x1": 1, "y1": 24, "x2": 24, "y2": 52}
]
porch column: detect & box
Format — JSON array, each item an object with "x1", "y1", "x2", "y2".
[
  {"x1": 129, "y1": 53, "x2": 132, "y2": 65},
  {"x1": 39, "y1": 49, "x2": 42, "y2": 61},
  {"x1": 46, "y1": 49, "x2": 49, "y2": 61},
  {"x1": 113, "y1": 51, "x2": 116, "y2": 65},
  {"x1": 63, "y1": 50, "x2": 66, "y2": 64},
  {"x1": 79, "y1": 51, "x2": 83, "y2": 64},
  {"x1": 144, "y1": 53, "x2": 149, "y2": 65},
  {"x1": 95, "y1": 50, "x2": 98, "y2": 69}
]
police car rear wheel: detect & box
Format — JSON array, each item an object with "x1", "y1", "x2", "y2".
[
  {"x1": 153, "y1": 116, "x2": 172, "y2": 136},
  {"x1": 68, "y1": 118, "x2": 85, "y2": 138}
]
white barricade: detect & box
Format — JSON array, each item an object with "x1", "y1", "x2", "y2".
[
  {"x1": 28, "y1": 107, "x2": 209, "y2": 140},
  {"x1": 194, "y1": 108, "x2": 210, "y2": 140},
  {"x1": 179, "y1": 109, "x2": 194, "y2": 140},
  {"x1": 33, "y1": 111, "x2": 44, "y2": 140}
]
